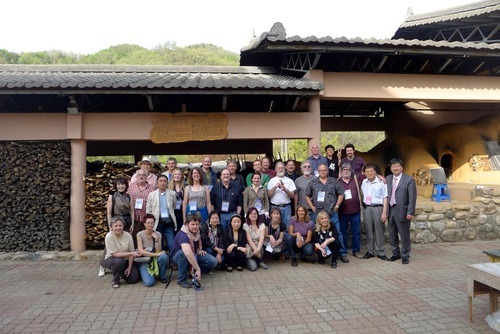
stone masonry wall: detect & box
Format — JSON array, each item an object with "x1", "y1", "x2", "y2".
[{"x1": 411, "y1": 187, "x2": 500, "y2": 243}]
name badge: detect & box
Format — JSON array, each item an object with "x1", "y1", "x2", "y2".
[
  {"x1": 265, "y1": 243, "x2": 273, "y2": 253},
  {"x1": 189, "y1": 200, "x2": 197, "y2": 211},
  {"x1": 344, "y1": 189, "x2": 352, "y2": 200},
  {"x1": 160, "y1": 209, "x2": 169, "y2": 218},
  {"x1": 314, "y1": 171, "x2": 319, "y2": 177},
  {"x1": 175, "y1": 199, "x2": 182, "y2": 210},
  {"x1": 134, "y1": 198, "x2": 143, "y2": 209},
  {"x1": 365, "y1": 196, "x2": 372, "y2": 205},
  {"x1": 317, "y1": 191, "x2": 326, "y2": 202},
  {"x1": 325, "y1": 247, "x2": 332, "y2": 256},
  {"x1": 255, "y1": 199, "x2": 263, "y2": 213},
  {"x1": 221, "y1": 201, "x2": 230, "y2": 212}
]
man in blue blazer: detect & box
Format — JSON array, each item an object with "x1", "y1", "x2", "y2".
[{"x1": 386, "y1": 158, "x2": 417, "y2": 264}]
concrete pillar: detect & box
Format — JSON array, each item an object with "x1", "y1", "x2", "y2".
[
  {"x1": 70, "y1": 139, "x2": 87, "y2": 251},
  {"x1": 307, "y1": 95, "x2": 322, "y2": 153}
]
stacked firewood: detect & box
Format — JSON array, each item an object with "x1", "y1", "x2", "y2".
[
  {"x1": 85, "y1": 162, "x2": 136, "y2": 247},
  {"x1": 469, "y1": 155, "x2": 491, "y2": 172},
  {"x1": 0, "y1": 141, "x2": 71, "y2": 251},
  {"x1": 413, "y1": 168, "x2": 430, "y2": 186}
]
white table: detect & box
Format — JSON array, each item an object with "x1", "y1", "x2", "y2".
[{"x1": 466, "y1": 262, "x2": 500, "y2": 322}]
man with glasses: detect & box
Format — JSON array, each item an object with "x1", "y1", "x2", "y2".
[
  {"x1": 201, "y1": 155, "x2": 218, "y2": 190},
  {"x1": 128, "y1": 169, "x2": 156, "y2": 243},
  {"x1": 294, "y1": 160, "x2": 315, "y2": 217},
  {"x1": 210, "y1": 168, "x2": 242, "y2": 230},
  {"x1": 338, "y1": 163, "x2": 364, "y2": 259},
  {"x1": 268, "y1": 162, "x2": 296, "y2": 228},
  {"x1": 306, "y1": 164, "x2": 349, "y2": 263}
]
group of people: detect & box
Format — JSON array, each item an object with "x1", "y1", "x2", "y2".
[{"x1": 99, "y1": 145, "x2": 417, "y2": 289}]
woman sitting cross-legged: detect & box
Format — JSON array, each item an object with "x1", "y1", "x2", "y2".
[
  {"x1": 243, "y1": 207, "x2": 268, "y2": 271},
  {"x1": 136, "y1": 214, "x2": 169, "y2": 286},
  {"x1": 264, "y1": 207, "x2": 286, "y2": 261},
  {"x1": 200, "y1": 211, "x2": 225, "y2": 270},
  {"x1": 313, "y1": 211, "x2": 341, "y2": 268},
  {"x1": 223, "y1": 214, "x2": 247, "y2": 272},
  {"x1": 284, "y1": 205, "x2": 315, "y2": 267},
  {"x1": 101, "y1": 216, "x2": 141, "y2": 289}
]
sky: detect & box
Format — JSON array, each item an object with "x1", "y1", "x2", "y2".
[{"x1": 1, "y1": 0, "x2": 479, "y2": 55}]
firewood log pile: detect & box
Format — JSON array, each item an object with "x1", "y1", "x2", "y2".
[
  {"x1": 413, "y1": 168, "x2": 430, "y2": 186},
  {"x1": 85, "y1": 162, "x2": 136, "y2": 248},
  {"x1": 469, "y1": 155, "x2": 491, "y2": 172},
  {"x1": 0, "y1": 141, "x2": 71, "y2": 251}
]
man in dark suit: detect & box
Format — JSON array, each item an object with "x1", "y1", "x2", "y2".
[{"x1": 387, "y1": 158, "x2": 417, "y2": 265}]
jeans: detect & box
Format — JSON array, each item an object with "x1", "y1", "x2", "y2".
[
  {"x1": 339, "y1": 212, "x2": 361, "y2": 254},
  {"x1": 186, "y1": 205, "x2": 208, "y2": 225},
  {"x1": 156, "y1": 221, "x2": 175, "y2": 253},
  {"x1": 284, "y1": 234, "x2": 314, "y2": 259},
  {"x1": 138, "y1": 253, "x2": 169, "y2": 287},
  {"x1": 272, "y1": 204, "x2": 292, "y2": 230},
  {"x1": 220, "y1": 213, "x2": 234, "y2": 231},
  {"x1": 329, "y1": 211, "x2": 347, "y2": 257},
  {"x1": 172, "y1": 250, "x2": 218, "y2": 284}
]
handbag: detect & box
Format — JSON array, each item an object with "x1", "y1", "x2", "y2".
[{"x1": 133, "y1": 243, "x2": 154, "y2": 263}]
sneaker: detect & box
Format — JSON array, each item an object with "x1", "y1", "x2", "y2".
[
  {"x1": 331, "y1": 261, "x2": 338, "y2": 268},
  {"x1": 291, "y1": 258, "x2": 298, "y2": 267},
  {"x1": 258, "y1": 262, "x2": 269, "y2": 270},
  {"x1": 340, "y1": 255, "x2": 350, "y2": 263},
  {"x1": 98, "y1": 266, "x2": 106, "y2": 277},
  {"x1": 177, "y1": 281, "x2": 192, "y2": 289},
  {"x1": 206, "y1": 270, "x2": 214, "y2": 275}
]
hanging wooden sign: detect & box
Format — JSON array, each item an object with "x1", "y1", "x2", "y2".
[{"x1": 150, "y1": 113, "x2": 228, "y2": 143}]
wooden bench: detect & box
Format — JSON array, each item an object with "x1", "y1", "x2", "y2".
[
  {"x1": 483, "y1": 249, "x2": 500, "y2": 263},
  {"x1": 466, "y1": 263, "x2": 500, "y2": 322}
]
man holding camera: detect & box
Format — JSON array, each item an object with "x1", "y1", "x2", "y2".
[{"x1": 171, "y1": 214, "x2": 217, "y2": 288}]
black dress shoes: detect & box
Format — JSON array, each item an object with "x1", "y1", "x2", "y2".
[
  {"x1": 389, "y1": 255, "x2": 401, "y2": 261},
  {"x1": 377, "y1": 255, "x2": 389, "y2": 261},
  {"x1": 362, "y1": 252, "x2": 374, "y2": 259},
  {"x1": 402, "y1": 257, "x2": 410, "y2": 264}
]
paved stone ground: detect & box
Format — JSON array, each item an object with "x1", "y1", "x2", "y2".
[{"x1": 1, "y1": 240, "x2": 499, "y2": 334}]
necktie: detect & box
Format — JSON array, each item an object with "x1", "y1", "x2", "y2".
[{"x1": 390, "y1": 176, "x2": 399, "y2": 206}]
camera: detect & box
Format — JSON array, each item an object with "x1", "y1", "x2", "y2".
[{"x1": 192, "y1": 272, "x2": 202, "y2": 291}]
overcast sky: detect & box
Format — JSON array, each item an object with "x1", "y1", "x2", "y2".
[{"x1": 2, "y1": 0, "x2": 478, "y2": 54}]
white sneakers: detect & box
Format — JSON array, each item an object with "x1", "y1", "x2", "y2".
[{"x1": 98, "y1": 265, "x2": 106, "y2": 277}]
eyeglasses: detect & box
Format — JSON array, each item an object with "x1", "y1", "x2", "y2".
[
  {"x1": 303, "y1": 166, "x2": 312, "y2": 169},
  {"x1": 318, "y1": 169, "x2": 328, "y2": 172}
]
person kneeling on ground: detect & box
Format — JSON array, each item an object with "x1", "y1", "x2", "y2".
[
  {"x1": 101, "y1": 216, "x2": 141, "y2": 289},
  {"x1": 313, "y1": 211, "x2": 341, "y2": 268},
  {"x1": 136, "y1": 214, "x2": 169, "y2": 286},
  {"x1": 200, "y1": 211, "x2": 225, "y2": 269},
  {"x1": 243, "y1": 207, "x2": 268, "y2": 271},
  {"x1": 284, "y1": 206, "x2": 315, "y2": 267},
  {"x1": 171, "y1": 214, "x2": 218, "y2": 288}
]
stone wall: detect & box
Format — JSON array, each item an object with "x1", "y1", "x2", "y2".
[
  {"x1": 0, "y1": 141, "x2": 71, "y2": 251},
  {"x1": 411, "y1": 188, "x2": 500, "y2": 243}
]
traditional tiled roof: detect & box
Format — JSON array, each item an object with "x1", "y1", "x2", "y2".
[
  {"x1": 241, "y1": 22, "x2": 500, "y2": 52},
  {"x1": 400, "y1": 0, "x2": 500, "y2": 28},
  {"x1": 0, "y1": 65, "x2": 323, "y2": 93}
]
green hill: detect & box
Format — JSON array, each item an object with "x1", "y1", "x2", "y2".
[{"x1": 0, "y1": 42, "x2": 239, "y2": 66}]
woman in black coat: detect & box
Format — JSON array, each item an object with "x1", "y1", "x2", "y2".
[
  {"x1": 223, "y1": 214, "x2": 247, "y2": 272},
  {"x1": 200, "y1": 211, "x2": 225, "y2": 267}
]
